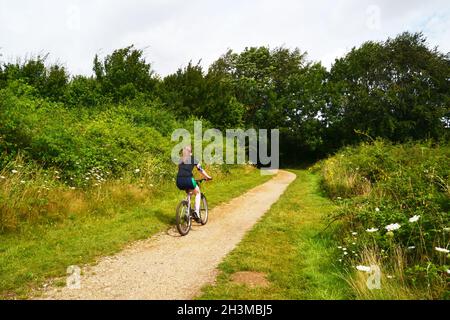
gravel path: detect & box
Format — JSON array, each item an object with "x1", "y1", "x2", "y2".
[{"x1": 38, "y1": 170, "x2": 296, "y2": 300}]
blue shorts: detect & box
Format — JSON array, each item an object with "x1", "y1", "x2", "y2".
[{"x1": 176, "y1": 177, "x2": 197, "y2": 190}]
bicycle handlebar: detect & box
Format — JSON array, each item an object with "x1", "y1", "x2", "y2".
[{"x1": 196, "y1": 178, "x2": 212, "y2": 184}]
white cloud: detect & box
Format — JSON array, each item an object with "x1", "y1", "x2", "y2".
[{"x1": 0, "y1": 0, "x2": 449, "y2": 77}]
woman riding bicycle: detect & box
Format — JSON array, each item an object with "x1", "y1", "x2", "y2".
[{"x1": 176, "y1": 146, "x2": 212, "y2": 222}]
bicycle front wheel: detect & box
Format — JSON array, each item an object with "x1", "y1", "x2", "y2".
[
  {"x1": 176, "y1": 200, "x2": 191, "y2": 236},
  {"x1": 199, "y1": 194, "x2": 208, "y2": 225}
]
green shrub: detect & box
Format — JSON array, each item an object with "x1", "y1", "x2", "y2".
[{"x1": 0, "y1": 82, "x2": 183, "y2": 186}]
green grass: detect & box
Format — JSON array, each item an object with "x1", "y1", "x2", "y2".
[
  {"x1": 0, "y1": 166, "x2": 271, "y2": 299},
  {"x1": 198, "y1": 169, "x2": 352, "y2": 300}
]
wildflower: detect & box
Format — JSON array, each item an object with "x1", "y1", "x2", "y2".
[
  {"x1": 375, "y1": 207, "x2": 380, "y2": 212},
  {"x1": 409, "y1": 215, "x2": 420, "y2": 223},
  {"x1": 447, "y1": 269, "x2": 450, "y2": 275},
  {"x1": 337, "y1": 246, "x2": 342, "y2": 249},
  {"x1": 85, "y1": 177, "x2": 89, "y2": 180},
  {"x1": 443, "y1": 227, "x2": 450, "y2": 233},
  {"x1": 338, "y1": 259, "x2": 342, "y2": 262},
  {"x1": 135, "y1": 169, "x2": 140, "y2": 173},
  {"x1": 70, "y1": 187, "x2": 76, "y2": 190},
  {"x1": 351, "y1": 232, "x2": 358, "y2": 236},
  {"x1": 11, "y1": 170, "x2": 18, "y2": 174},
  {"x1": 352, "y1": 242, "x2": 356, "y2": 245},
  {"x1": 385, "y1": 223, "x2": 401, "y2": 232},
  {"x1": 356, "y1": 266, "x2": 371, "y2": 272},
  {"x1": 342, "y1": 247, "x2": 347, "y2": 251},
  {"x1": 387, "y1": 275, "x2": 394, "y2": 279},
  {"x1": 344, "y1": 252, "x2": 348, "y2": 255},
  {"x1": 149, "y1": 184, "x2": 154, "y2": 187},
  {"x1": 435, "y1": 247, "x2": 449, "y2": 254},
  {"x1": 408, "y1": 246, "x2": 416, "y2": 250},
  {"x1": 20, "y1": 180, "x2": 26, "y2": 184},
  {"x1": 0, "y1": 176, "x2": 5, "y2": 179},
  {"x1": 337, "y1": 197, "x2": 342, "y2": 200},
  {"x1": 366, "y1": 228, "x2": 379, "y2": 233},
  {"x1": 54, "y1": 171, "x2": 59, "y2": 174},
  {"x1": 55, "y1": 176, "x2": 60, "y2": 180}
]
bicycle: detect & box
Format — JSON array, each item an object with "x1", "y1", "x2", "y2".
[{"x1": 175, "y1": 178, "x2": 210, "y2": 236}]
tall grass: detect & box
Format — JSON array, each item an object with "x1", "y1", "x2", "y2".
[
  {"x1": 0, "y1": 154, "x2": 232, "y2": 233},
  {"x1": 314, "y1": 140, "x2": 449, "y2": 299}
]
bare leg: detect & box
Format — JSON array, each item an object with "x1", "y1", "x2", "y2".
[{"x1": 194, "y1": 186, "x2": 201, "y2": 214}]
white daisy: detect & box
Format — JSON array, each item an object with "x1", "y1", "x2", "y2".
[
  {"x1": 366, "y1": 228, "x2": 379, "y2": 233},
  {"x1": 375, "y1": 207, "x2": 380, "y2": 212},
  {"x1": 385, "y1": 223, "x2": 401, "y2": 231},
  {"x1": 11, "y1": 170, "x2": 18, "y2": 174},
  {"x1": 435, "y1": 247, "x2": 449, "y2": 254},
  {"x1": 356, "y1": 265, "x2": 371, "y2": 272},
  {"x1": 409, "y1": 215, "x2": 420, "y2": 223}
]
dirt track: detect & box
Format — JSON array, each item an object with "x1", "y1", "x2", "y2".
[{"x1": 38, "y1": 170, "x2": 296, "y2": 300}]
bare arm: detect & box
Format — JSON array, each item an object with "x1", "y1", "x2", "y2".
[{"x1": 196, "y1": 164, "x2": 212, "y2": 180}]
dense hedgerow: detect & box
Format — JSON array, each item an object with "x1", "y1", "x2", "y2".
[
  {"x1": 0, "y1": 81, "x2": 183, "y2": 184},
  {"x1": 315, "y1": 140, "x2": 449, "y2": 298}
]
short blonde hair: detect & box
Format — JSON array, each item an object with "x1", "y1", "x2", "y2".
[{"x1": 181, "y1": 145, "x2": 192, "y2": 163}]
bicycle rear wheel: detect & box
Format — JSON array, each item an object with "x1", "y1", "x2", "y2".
[
  {"x1": 199, "y1": 194, "x2": 208, "y2": 225},
  {"x1": 176, "y1": 200, "x2": 191, "y2": 236}
]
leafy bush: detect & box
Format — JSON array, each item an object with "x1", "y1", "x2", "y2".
[{"x1": 0, "y1": 82, "x2": 181, "y2": 185}]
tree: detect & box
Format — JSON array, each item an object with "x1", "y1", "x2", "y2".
[
  {"x1": 93, "y1": 45, "x2": 157, "y2": 101},
  {"x1": 0, "y1": 55, "x2": 69, "y2": 102},
  {"x1": 159, "y1": 61, "x2": 207, "y2": 117},
  {"x1": 328, "y1": 32, "x2": 450, "y2": 147}
]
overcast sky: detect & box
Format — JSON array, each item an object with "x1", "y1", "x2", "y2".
[{"x1": 0, "y1": 0, "x2": 449, "y2": 77}]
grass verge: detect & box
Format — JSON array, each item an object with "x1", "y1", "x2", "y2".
[{"x1": 197, "y1": 170, "x2": 352, "y2": 300}]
